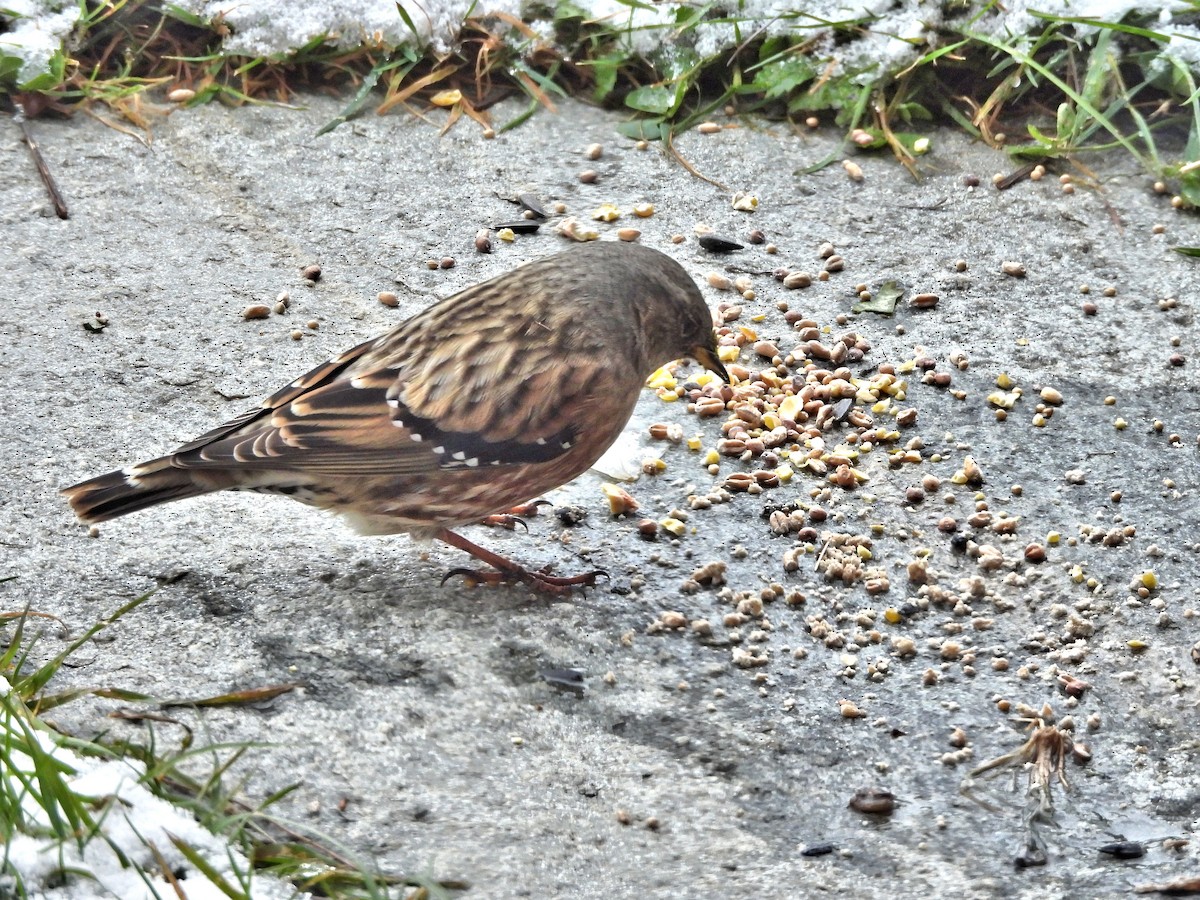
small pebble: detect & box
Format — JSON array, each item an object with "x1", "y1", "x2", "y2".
[
  {"x1": 579, "y1": 170, "x2": 598, "y2": 184},
  {"x1": 167, "y1": 88, "x2": 196, "y2": 103},
  {"x1": 1001, "y1": 261, "x2": 1026, "y2": 277},
  {"x1": 697, "y1": 122, "x2": 722, "y2": 134},
  {"x1": 439, "y1": 256, "x2": 455, "y2": 269},
  {"x1": 585, "y1": 143, "x2": 603, "y2": 160},
  {"x1": 848, "y1": 788, "x2": 894, "y2": 814},
  {"x1": 302, "y1": 264, "x2": 322, "y2": 281},
  {"x1": 242, "y1": 304, "x2": 270, "y2": 320}
]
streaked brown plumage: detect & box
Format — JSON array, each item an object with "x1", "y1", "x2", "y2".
[{"x1": 63, "y1": 241, "x2": 728, "y2": 592}]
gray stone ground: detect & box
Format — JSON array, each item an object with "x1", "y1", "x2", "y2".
[{"x1": 4, "y1": 93, "x2": 1200, "y2": 899}]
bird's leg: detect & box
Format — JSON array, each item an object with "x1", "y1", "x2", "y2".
[
  {"x1": 436, "y1": 528, "x2": 606, "y2": 595},
  {"x1": 479, "y1": 500, "x2": 551, "y2": 530}
]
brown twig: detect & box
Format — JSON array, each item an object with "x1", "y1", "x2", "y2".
[{"x1": 14, "y1": 103, "x2": 69, "y2": 219}]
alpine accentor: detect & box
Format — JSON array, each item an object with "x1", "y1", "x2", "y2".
[{"x1": 63, "y1": 241, "x2": 728, "y2": 592}]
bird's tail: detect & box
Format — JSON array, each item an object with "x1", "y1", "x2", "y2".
[{"x1": 62, "y1": 457, "x2": 211, "y2": 524}]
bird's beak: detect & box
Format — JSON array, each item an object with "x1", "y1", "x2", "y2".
[{"x1": 692, "y1": 340, "x2": 730, "y2": 384}]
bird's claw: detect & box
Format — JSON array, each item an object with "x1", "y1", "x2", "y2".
[
  {"x1": 480, "y1": 501, "x2": 551, "y2": 530},
  {"x1": 480, "y1": 514, "x2": 529, "y2": 531}
]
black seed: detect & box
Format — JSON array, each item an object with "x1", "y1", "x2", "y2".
[
  {"x1": 1098, "y1": 841, "x2": 1145, "y2": 859},
  {"x1": 698, "y1": 234, "x2": 744, "y2": 253},
  {"x1": 800, "y1": 843, "x2": 835, "y2": 857},
  {"x1": 1014, "y1": 849, "x2": 1047, "y2": 869},
  {"x1": 518, "y1": 193, "x2": 547, "y2": 218}
]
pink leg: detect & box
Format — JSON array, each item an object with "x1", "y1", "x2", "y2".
[{"x1": 436, "y1": 528, "x2": 606, "y2": 595}]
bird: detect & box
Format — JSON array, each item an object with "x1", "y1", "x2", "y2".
[{"x1": 63, "y1": 241, "x2": 729, "y2": 593}]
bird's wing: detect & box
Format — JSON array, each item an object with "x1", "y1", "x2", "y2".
[
  {"x1": 172, "y1": 337, "x2": 377, "y2": 454},
  {"x1": 168, "y1": 323, "x2": 609, "y2": 477}
]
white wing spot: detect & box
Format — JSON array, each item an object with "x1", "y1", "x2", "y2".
[
  {"x1": 409, "y1": 433, "x2": 423, "y2": 442},
  {"x1": 466, "y1": 458, "x2": 479, "y2": 467},
  {"x1": 536, "y1": 437, "x2": 547, "y2": 445},
  {"x1": 562, "y1": 440, "x2": 572, "y2": 449},
  {"x1": 433, "y1": 446, "x2": 446, "y2": 455}
]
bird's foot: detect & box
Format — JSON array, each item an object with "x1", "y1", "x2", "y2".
[
  {"x1": 441, "y1": 565, "x2": 608, "y2": 595},
  {"x1": 480, "y1": 501, "x2": 551, "y2": 530}
]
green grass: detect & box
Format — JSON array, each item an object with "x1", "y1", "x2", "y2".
[
  {"x1": 3, "y1": 1, "x2": 1199, "y2": 197},
  {"x1": 0, "y1": 591, "x2": 463, "y2": 899}
]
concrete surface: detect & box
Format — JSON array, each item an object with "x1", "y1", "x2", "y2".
[{"x1": 4, "y1": 93, "x2": 1200, "y2": 899}]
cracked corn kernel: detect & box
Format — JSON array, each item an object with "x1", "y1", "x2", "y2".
[
  {"x1": 660, "y1": 517, "x2": 686, "y2": 537},
  {"x1": 646, "y1": 366, "x2": 676, "y2": 390},
  {"x1": 601, "y1": 483, "x2": 639, "y2": 515}
]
